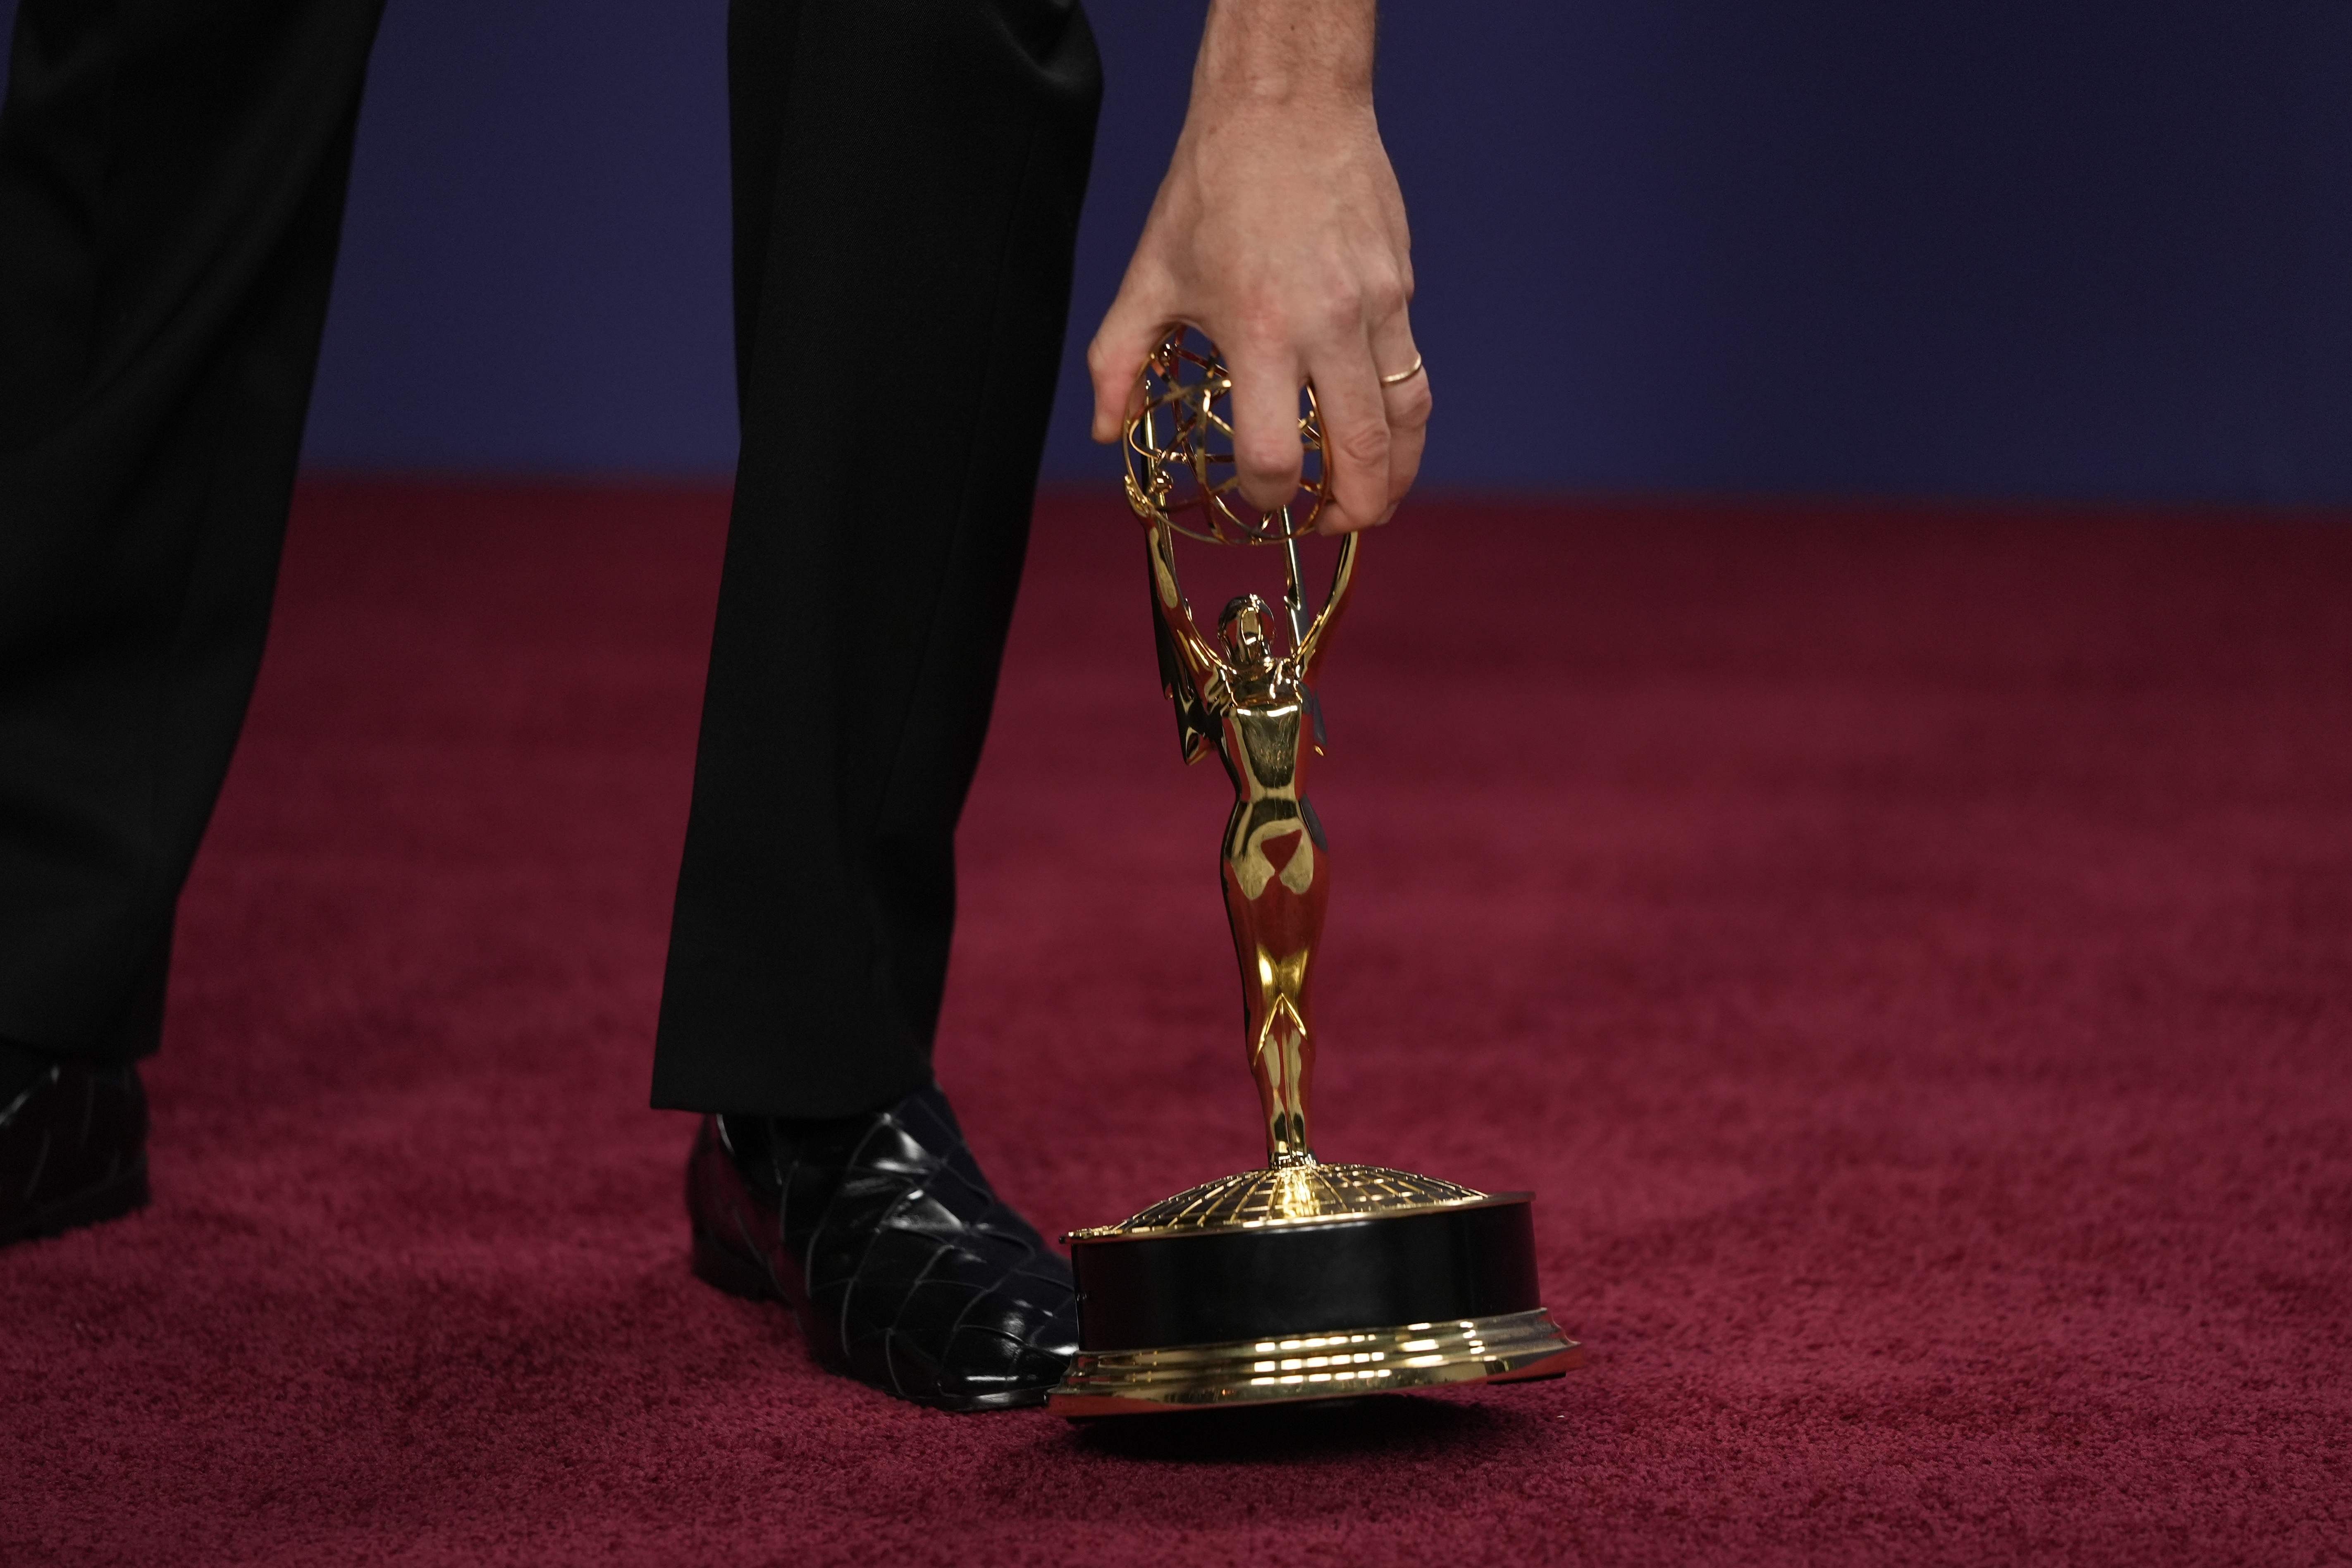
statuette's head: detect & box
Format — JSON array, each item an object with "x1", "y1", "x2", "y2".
[{"x1": 1218, "y1": 594, "x2": 1276, "y2": 671}]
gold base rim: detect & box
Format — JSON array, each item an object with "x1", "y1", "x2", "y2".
[{"x1": 1044, "y1": 1308, "x2": 1582, "y2": 1417}]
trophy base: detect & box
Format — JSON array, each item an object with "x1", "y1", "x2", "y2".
[
  {"x1": 1046, "y1": 1177, "x2": 1581, "y2": 1417},
  {"x1": 1048, "y1": 1307, "x2": 1581, "y2": 1416}
]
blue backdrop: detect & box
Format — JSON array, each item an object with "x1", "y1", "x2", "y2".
[{"x1": 5, "y1": 1, "x2": 2347, "y2": 500}]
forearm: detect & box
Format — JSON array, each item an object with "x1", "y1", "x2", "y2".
[
  {"x1": 1091, "y1": 0, "x2": 1426, "y2": 532},
  {"x1": 1189, "y1": 0, "x2": 1377, "y2": 113}
]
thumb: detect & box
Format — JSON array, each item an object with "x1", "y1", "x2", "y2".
[{"x1": 1087, "y1": 284, "x2": 1175, "y2": 445}]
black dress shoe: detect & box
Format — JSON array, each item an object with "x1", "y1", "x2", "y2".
[
  {"x1": 685, "y1": 1085, "x2": 1077, "y2": 1412},
  {"x1": 1, "y1": 1062, "x2": 150, "y2": 1248}
]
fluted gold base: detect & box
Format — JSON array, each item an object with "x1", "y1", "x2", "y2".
[
  {"x1": 1046, "y1": 1308, "x2": 1581, "y2": 1416},
  {"x1": 1066, "y1": 1161, "x2": 1488, "y2": 1236}
]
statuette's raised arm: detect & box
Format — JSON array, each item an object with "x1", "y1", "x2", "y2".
[
  {"x1": 1293, "y1": 532, "x2": 1358, "y2": 685},
  {"x1": 1145, "y1": 515, "x2": 1229, "y2": 765}
]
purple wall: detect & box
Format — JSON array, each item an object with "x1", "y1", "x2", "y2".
[
  {"x1": 5, "y1": 1, "x2": 2348, "y2": 501},
  {"x1": 311, "y1": 0, "x2": 740, "y2": 481}
]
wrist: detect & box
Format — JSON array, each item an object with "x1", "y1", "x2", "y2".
[{"x1": 1190, "y1": 0, "x2": 1377, "y2": 112}]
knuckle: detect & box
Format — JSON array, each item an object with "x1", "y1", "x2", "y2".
[
  {"x1": 1240, "y1": 451, "x2": 1301, "y2": 487},
  {"x1": 1277, "y1": 274, "x2": 1362, "y2": 338},
  {"x1": 1385, "y1": 380, "x2": 1434, "y2": 425},
  {"x1": 1227, "y1": 298, "x2": 1289, "y2": 351},
  {"x1": 1332, "y1": 422, "x2": 1392, "y2": 470},
  {"x1": 1086, "y1": 337, "x2": 1132, "y2": 384},
  {"x1": 1315, "y1": 289, "x2": 1366, "y2": 337}
]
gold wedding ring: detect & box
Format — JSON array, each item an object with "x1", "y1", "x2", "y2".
[{"x1": 1377, "y1": 353, "x2": 1425, "y2": 388}]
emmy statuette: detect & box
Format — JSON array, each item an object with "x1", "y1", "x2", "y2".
[{"x1": 1045, "y1": 334, "x2": 1582, "y2": 1416}]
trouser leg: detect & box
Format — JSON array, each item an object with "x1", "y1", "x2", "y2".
[
  {"x1": 650, "y1": 0, "x2": 1101, "y2": 1116},
  {"x1": 0, "y1": 0, "x2": 385, "y2": 1062}
]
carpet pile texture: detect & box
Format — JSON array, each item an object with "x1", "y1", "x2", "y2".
[{"x1": 4, "y1": 482, "x2": 2348, "y2": 1566}]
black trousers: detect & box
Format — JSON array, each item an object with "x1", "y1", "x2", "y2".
[{"x1": 0, "y1": 0, "x2": 1101, "y2": 1118}]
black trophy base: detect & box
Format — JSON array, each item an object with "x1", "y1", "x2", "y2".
[{"x1": 1046, "y1": 1193, "x2": 1582, "y2": 1416}]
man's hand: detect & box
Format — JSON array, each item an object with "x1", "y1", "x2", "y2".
[{"x1": 1087, "y1": 0, "x2": 1426, "y2": 535}]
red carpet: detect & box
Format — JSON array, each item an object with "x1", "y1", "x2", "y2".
[{"x1": 5, "y1": 482, "x2": 2349, "y2": 1566}]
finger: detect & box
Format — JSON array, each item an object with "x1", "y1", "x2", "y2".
[
  {"x1": 1304, "y1": 337, "x2": 1391, "y2": 534},
  {"x1": 1377, "y1": 376, "x2": 1430, "y2": 525},
  {"x1": 1222, "y1": 341, "x2": 1309, "y2": 513},
  {"x1": 1087, "y1": 276, "x2": 1175, "y2": 444},
  {"x1": 1350, "y1": 302, "x2": 1428, "y2": 525},
  {"x1": 1372, "y1": 339, "x2": 1431, "y2": 524}
]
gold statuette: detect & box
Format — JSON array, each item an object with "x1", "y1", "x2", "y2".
[{"x1": 1046, "y1": 333, "x2": 1581, "y2": 1415}]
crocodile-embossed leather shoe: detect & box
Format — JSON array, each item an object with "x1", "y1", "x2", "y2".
[
  {"x1": 2, "y1": 1062, "x2": 150, "y2": 1248},
  {"x1": 685, "y1": 1085, "x2": 1077, "y2": 1412}
]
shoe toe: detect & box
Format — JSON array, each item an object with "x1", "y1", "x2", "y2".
[
  {"x1": 893, "y1": 1217, "x2": 1077, "y2": 1410},
  {"x1": 931, "y1": 1294, "x2": 1081, "y2": 1409},
  {"x1": 693, "y1": 1087, "x2": 1084, "y2": 1413}
]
